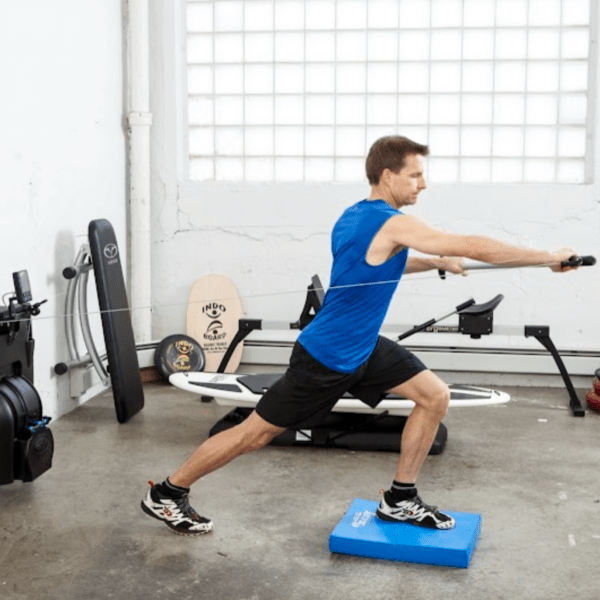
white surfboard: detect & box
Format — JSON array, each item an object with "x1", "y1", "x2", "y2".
[{"x1": 170, "y1": 372, "x2": 510, "y2": 416}]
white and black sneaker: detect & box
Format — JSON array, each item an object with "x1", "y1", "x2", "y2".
[
  {"x1": 376, "y1": 490, "x2": 455, "y2": 530},
  {"x1": 141, "y1": 481, "x2": 213, "y2": 536}
]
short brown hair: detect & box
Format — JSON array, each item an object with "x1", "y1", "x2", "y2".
[{"x1": 365, "y1": 136, "x2": 429, "y2": 185}]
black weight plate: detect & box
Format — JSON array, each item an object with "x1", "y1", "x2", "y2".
[{"x1": 154, "y1": 335, "x2": 205, "y2": 382}]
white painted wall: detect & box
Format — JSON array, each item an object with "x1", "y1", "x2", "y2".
[
  {"x1": 0, "y1": 1, "x2": 127, "y2": 419},
  {"x1": 150, "y1": 3, "x2": 600, "y2": 379}
]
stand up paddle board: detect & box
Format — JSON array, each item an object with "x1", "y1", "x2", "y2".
[
  {"x1": 169, "y1": 372, "x2": 510, "y2": 416},
  {"x1": 186, "y1": 274, "x2": 244, "y2": 373}
]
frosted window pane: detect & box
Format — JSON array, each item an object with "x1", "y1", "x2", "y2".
[
  {"x1": 244, "y1": 34, "x2": 273, "y2": 62},
  {"x1": 493, "y1": 127, "x2": 525, "y2": 156},
  {"x1": 188, "y1": 35, "x2": 213, "y2": 63},
  {"x1": 337, "y1": 64, "x2": 367, "y2": 93},
  {"x1": 527, "y1": 62, "x2": 559, "y2": 92},
  {"x1": 496, "y1": 0, "x2": 528, "y2": 26},
  {"x1": 337, "y1": 0, "x2": 367, "y2": 29},
  {"x1": 368, "y1": 0, "x2": 400, "y2": 29},
  {"x1": 559, "y1": 94, "x2": 587, "y2": 124},
  {"x1": 494, "y1": 95, "x2": 525, "y2": 125},
  {"x1": 430, "y1": 63, "x2": 461, "y2": 93},
  {"x1": 461, "y1": 127, "x2": 492, "y2": 156},
  {"x1": 562, "y1": 0, "x2": 590, "y2": 26},
  {"x1": 461, "y1": 96, "x2": 493, "y2": 125},
  {"x1": 366, "y1": 127, "x2": 394, "y2": 147},
  {"x1": 524, "y1": 159, "x2": 555, "y2": 182},
  {"x1": 306, "y1": 0, "x2": 335, "y2": 29},
  {"x1": 274, "y1": 65, "x2": 304, "y2": 93},
  {"x1": 275, "y1": 127, "x2": 304, "y2": 155},
  {"x1": 462, "y1": 63, "x2": 494, "y2": 92},
  {"x1": 244, "y1": 0, "x2": 274, "y2": 32},
  {"x1": 398, "y1": 126, "x2": 429, "y2": 143},
  {"x1": 492, "y1": 159, "x2": 523, "y2": 182},
  {"x1": 336, "y1": 32, "x2": 367, "y2": 61},
  {"x1": 428, "y1": 158, "x2": 459, "y2": 183},
  {"x1": 557, "y1": 160, "x2": 585, "y2": 183},
  {"x1": 398, "y1": 32, "x2": 430, "y2": 61},
  {"x1": 525, "y1": 128, "x2": 556, "y2": 157},
  {"x1": 397, "y1": 95, "x2": 429, "y2": 125},
  {"x1": 368, "y1": 31, "x2": 399, "y2": 62},
  {"x1": 336, "y1": 158, "x2": 365, "y2": 181},
  {"x1": 189, "y1": 128, "x2": 214, "y2": 154},
  {"x1": 215, "y1": 128, "x2": 244, "y2": 156},
  {"x1": 216, "y1": 157, "x2": 244, "y2": 181},
  {"x1": 306, "y1": 96, "x2": 335, "y2": 125},
  {"x1": 216, "y1": 96, "x2": 244, "y2": 125},
  {"x1": 495, "y1": 62, "x2": 527, "y2": 92},
  {"x1": 245, "y1": 127, "x2": 274, "y2": 155},
  {"x1": 275, "y1": 33, "x2": 304, "y2": 62},
  {"x1": 275, "y1": 96, "x2": 304, "y2": 125},
  {"x1": 463, "y1": 30, "x2": 494, "y2": 60},
  {"x1": 187, "y1": 3, "x2": 213, "y2": 33},
  {"x1": 562, "y1": 30, "x2": 590, "y2": 60},
  {"x1": 431, "y1": 0, "x2": 462, "y2": 28},
  {"x1": 215, "y1": 1, "x2": 243, "y2": 31},
  {"x1": 367, "y1": 63, "x2": 398, "y2": 93},
  {"x1": 429, "y1": 95, "x2": 460, "y2": 125},
  {"x1": 560, "y1": 62, "x2": 588, "y2": 91},
  {"x1": 189, "y1": 158, "x2": 214, "y2": 180},
  {"x1": 244, "y1": 97, "x2": 273, "y2": 125},
  {"x1": 463, "y1": 0, "x2": 495, "y2": 27},
  {"x1": 461, "y1": 159, "x2": 491, "y2": 182},
  {"x1": 528, "y1": 0, "x2": 561, "y2": 26},
  {"x1": 526, "y1": 95, "x2": 558, "y2": 125},
  {"x1": 275, "y1": 0, "x2": 304, "y2": 30},
  {"x1": 431, "y1": 31, "x2": 462, "y2": 61},
  {"x1": 306, "y1": 33, "x2": 336, "y2": 62},
  {"x1": 305, "y1": 158, "x2": 335, "y2": 181},
  {"x1": 335, "y1": 127, "x2": 366, "y2": 156},
  {"x1": 398, "y1": 63, "x2": 430, "y2": 93},
  {"x1": 495, "y1": 30, "x2": 527, "y2": 60},
  {"x1": 399, "y1": 0, "x2": 430, "y2": 29},
  {"x1": 558, "y1": 128, "x2": 586, "y2": 157},
  {"x1": 215, "y1": 65, "x2": 244, "y2": 93},
  {"x1": 305, "y1": 127, "x2": 335, "y2": 156},
  {"x1": 244, "y1": 65, "x2": 273, "y2": 94},
  {"x1": 215, "y1": 34, "x2": 243, "y2": 63},
  {"x1": 336, "y1": 96, "x2": 366, "y2": 125},
  {"x1": 276, "y1": 158, "x2": 303, "y2": 181},
  {"x1": 528, "y1": 30, "x2": 560, "y2": 60},
  {"x1": 188, "y1": 97, "x2": 213, "y2": 125},
  {"x1": 188, "y1": 66, "x2": 213, "y2": 94},
  {"x1": 306, "y1": 64, "x2": 336, "y2": 93},
  {"x1": 429, "y1": 127, "x2": 460, "y2": 156},
  {"x1": 246, "y1": 158, "x2": 274, "y2": 181},
  {"x1": 367, "y1": 95, "x2": 397, "y2": 125}
]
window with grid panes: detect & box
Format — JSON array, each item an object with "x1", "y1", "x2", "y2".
[{"x1": 186, "y1": 0, "x2": 592, "y2": 183}]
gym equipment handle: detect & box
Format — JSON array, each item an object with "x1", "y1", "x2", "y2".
[{"x1": 561, "y1": 255, "x2": 596, "y2": 267}]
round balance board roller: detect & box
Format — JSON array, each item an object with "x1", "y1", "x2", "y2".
[{"x1": 154, "y1": 334, "x2": 205, "y2": 382}]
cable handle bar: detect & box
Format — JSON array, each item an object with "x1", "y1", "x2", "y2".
[{"x1": 442, "y1": 255, "x2": 596, "y2": 276}]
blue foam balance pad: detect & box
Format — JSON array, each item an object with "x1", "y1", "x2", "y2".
[{"x1": 329, "y1": 498, "x2": 481, "y2": 568}]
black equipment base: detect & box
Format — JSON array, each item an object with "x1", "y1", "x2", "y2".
[
  {"x1": 209, "y1": 407, "x2": 447, "y2": 454},
  {"x1": 88, "y1": 219, "x2": 144, "y2": 423}
]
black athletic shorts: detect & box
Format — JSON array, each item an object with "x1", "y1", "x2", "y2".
[{"x1": 255, "y1": 336, "x2": 427, "y2": 429}]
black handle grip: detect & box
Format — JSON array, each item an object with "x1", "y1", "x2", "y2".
[
  {"x1": 561, "y1": 255, "x2": 596, "y2": 268},
  {"x1": 455, "y1": 298, "x2": 476, "y2": 312}
]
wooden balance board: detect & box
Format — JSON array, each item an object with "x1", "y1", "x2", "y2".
[
  {"x1": 169, "y1": 372, "x2": 510, "y2": 416},
  {"x1": 186, "y1": 274, "x2": 244, "y2": 373}
]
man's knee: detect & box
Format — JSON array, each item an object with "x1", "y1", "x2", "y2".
[
  {"x1": 237, "y1": 412, "x2": 283, "y2": 454},
  {"x1": 425, "y1": 383, "x2": 450, "y2": 418}
]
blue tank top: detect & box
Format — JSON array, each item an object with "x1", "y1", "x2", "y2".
[{"x1": 298, "y1": 199, "x2": 408, "y2": 373}]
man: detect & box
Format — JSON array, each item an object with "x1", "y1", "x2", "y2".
[{"x1": 141, "y1": 136, "x2": 576, "y2": 535}]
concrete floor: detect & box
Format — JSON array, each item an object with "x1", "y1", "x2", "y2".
[{"x1": 1, "y1": 381, "x2": 599, "y2": 600}]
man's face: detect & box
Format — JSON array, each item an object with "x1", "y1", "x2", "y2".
[{"x1": 386, "y1": 153, "x2": 427, "y2": 208}]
